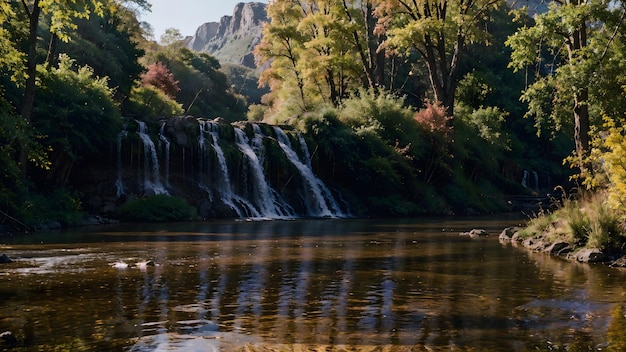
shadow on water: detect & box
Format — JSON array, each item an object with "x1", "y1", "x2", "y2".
[{"x1": 1, "y1": 216, "x2": 626, "y2": 351}]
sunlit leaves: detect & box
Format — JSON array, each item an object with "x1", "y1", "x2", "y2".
[{"x1": 373, "y1": 0, "x2": 503, "y2": 114}]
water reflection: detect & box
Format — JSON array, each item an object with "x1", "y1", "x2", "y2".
[{"x1": 1, "y1": 218, "x2": 625, "y2": 351}]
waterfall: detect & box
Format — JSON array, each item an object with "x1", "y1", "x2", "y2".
[
  {"x1": 297, "y1": 134, "x2": 313, "y2": 168},
  {"x1": 521, "y1": 170, "x2": 529, "y2": 189},
  {"x1": 116, "y1": 130, "x2": 127, "y2": 197},
  {"x1": 115, "y1": 118, "x2": 348, "y2": 220},
  {"x1": 158, "y1": 121, "x2": 171, "y2": 186},
  {"x1": 272, "y1": 127, "x2": 343, "y2": 217},
  {"x1": 533, "y1": 171, "x2": 539, "y2": 191},
  {"x1": 200, "y1": 121, "x2": 260, "y2": 218},
  {"x1": 136, "y1": 121, "x2": 167, "y2": 195},
  {"x1": 234, "y1": 128, "x2": 294, "y2": 218}
]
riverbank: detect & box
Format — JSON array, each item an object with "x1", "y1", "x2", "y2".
[{"x1": 498, "y1": 225, "x2": 626, "y2": 268}]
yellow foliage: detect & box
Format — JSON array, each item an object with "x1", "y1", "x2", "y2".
[{"x1": 585, "y1": 117, "x2": 626, "y2": 214}]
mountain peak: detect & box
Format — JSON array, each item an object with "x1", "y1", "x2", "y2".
[{"x1": 186, "y1": 2, "x2": 267, "y2": 68}]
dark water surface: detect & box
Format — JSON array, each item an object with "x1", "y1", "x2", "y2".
[{"x1": 1, "y1": 217, "x2": 626, "y2": 351}]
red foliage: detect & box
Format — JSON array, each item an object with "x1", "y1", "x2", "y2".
[
  {"x1": 414, "y1": 100, "x2": 452, "y2": 135},
  {"x1": 141, "y1": 62, "x2": 180, "y2": 98}
]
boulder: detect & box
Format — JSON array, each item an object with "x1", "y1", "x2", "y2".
[
  {"x1": 543, "y1": 241, "x2": 571, "y2": 255},
  {"x1": 609, "y1": 256, "x2": 626, "y2": 267},
  {"x1": 0, "y1": 254, "x2": 12, "y2": 264},
  {"x1": 460, "y1": 229, "x2": 489, "y2": 239},
  {"x1": 499, "y1": 226, "x2": 521, "y2": 242},
  {"x1": 572, "y1": 248, "x2": 606, "y2": 263},
  {"x1": 0, "y1": 331, "x2": 17, "y2": 347}
]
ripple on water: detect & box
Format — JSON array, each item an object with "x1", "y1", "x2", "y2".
[
  {"x1": 4, "y1": 252, "x2": 100, "y2": 275},
  {"x1": 127, "y1": 319, "x2": 257, "y2": 352}
]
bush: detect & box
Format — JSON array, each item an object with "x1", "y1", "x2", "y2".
[
  {"x1": 127, "y1": 85, "x2": 183, "y2": 118},
  {"x1": 22, "y1": 189, "x2": 85, "y2": 226},
  {"x1": 117, "y1": 195, "x2": 196, "y2": 222}
]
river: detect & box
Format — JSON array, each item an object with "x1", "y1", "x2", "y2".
[{"x1": 1, "y1": 216, "x2": 625, "y2": 351}]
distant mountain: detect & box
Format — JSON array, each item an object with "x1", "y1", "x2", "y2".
[{"x1": 186, "y1": 2, "x2": 267, "y2": 69}]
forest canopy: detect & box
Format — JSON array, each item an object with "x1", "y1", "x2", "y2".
[{"x1": 0, "y1": 0, "x2": 625, "y2": 225}]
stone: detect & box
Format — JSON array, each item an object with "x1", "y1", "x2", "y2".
[
  {"x1": 0, "y1": 254, "x2": 12, "y2": 264},
  {"x1": 609, "y1": 256, "x2": 626, "y2": 267},
  {"x1": 543, "y1": 241, "x2": 570, "y2": 255},
  {"x1": 573, "y1": 248, "x2": 606, "y2": 263},
  {"x1": 499, "y1": 226, "x2": 521, "y2": 241},
  {"x1": 0, "y1": 331, "x2": 17, "y2": 347},
  {"x1": 460, "y1": 229, "x2": 489, "y2": 239}
]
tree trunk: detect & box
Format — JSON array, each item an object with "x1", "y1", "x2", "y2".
[
  {"x1": 567, "y1": 12, "x2": 591, "y2": 170},
  {"x1": 20, "y1": 0, "x2": 41, "y2": 125},
  {"x1": 18, "y1": 0, "x2": 41, "y2": 174}
]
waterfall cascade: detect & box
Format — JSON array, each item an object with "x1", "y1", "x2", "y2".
[
  {"x1": 272, "y1": 127, "x2": 344, "y2": 218},
  {"x1": 136, "y1": 121, "x2": 168, "y2": 195},
  {"x1": 116, "y1": 118, "x2": 345, "y2": 219}
]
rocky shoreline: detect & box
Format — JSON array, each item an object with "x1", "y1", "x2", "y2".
[{"x1": 498, "y1": 226, "x2": 626, "y2": 268}]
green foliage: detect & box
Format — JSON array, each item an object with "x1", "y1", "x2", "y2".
[
  {"x1": 34, "y1": 54, "x2": 121, "y2": 162},
  {"x1": 374, "y1": 0, "x2": 504, "y2": 113},
  {"x1": 55, "y1": 7, "x2": 145, "y2": 100},
  {"x1": 340, "y1": 89, "x2": 425, "y2": 156},
  {"x1": 23, "y1": 188, "x2": 85, "y2": 226},
  {"x1": 221, "y1": 63, "x2": 269, "y2": 105},
  {"x1": 117, "y1": 195, "x2": 196, "y2": 222},
  {"x1": 127, "y1": 85, "x2": 183, "y2": 118},
  {"x1": 561, "y1": 199, "x2": 590, "y2": 246},
  {"x1": 523, "y1": 192, "x2": 626, "y2": 250},
  {"x1": 0, "y1": 98, "x2": 36, "y2": 215},
  {"x1": 143, "y1": 48, "x2": 247, "y2": 122},
  {"x1": 506, "y1": 0, "x2": 626, "y2": 171},
  {"x1": 457, "y1": 105, "x2": 510, "y2": 149}
]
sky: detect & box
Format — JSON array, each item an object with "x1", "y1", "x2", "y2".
[{"x1": 139, "y1": 0, "x2": 268, "y2": 41}]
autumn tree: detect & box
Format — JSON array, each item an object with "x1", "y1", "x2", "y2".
[
  {"x1": 256, "y1": 0, "x2": 393, "y2": 119},
  {"x1": 141, "y1": 61, "x2": 180, "y2": 97},
  {"x1": 373, "y1": 0, "x2": 503, "y2": 117}
]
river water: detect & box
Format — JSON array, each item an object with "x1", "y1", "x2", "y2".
[{"x1": 1, "y1": 216, "x2": 626, "y2": 351}]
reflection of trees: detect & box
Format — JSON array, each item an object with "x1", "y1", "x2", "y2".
[
  {"x1": 101, "y1": 220, "x2": 626, "y2": 350},
  {"x1": 608, "y1": 305, "x2": 626, "y2": 352}
]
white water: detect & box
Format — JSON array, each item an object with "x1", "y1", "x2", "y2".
[
  {"x1": 234, "y1": 128, "x2": 294, "y2": 218},
  {"x1": 272, "y1": 127, "x2": 343, "y2": 217},
  {"x1": 137, "y1": 121, "x2": 168, "y2": 195},
  {"x1": 116, "y1": 130, "x2": 127, "y2": 197},
  {"x1": 202, "y1": 121, "x2": 260, "y2": 218},
  {"x1": 159, "y1": 121, "x2": 171, "y2": 186}
]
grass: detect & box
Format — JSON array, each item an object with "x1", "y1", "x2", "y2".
[{"x1": 520, "y1": 190, "x2": 626, "y2": 251}]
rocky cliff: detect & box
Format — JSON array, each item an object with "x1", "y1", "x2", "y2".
[{"x1": 186, "y1": 2, "x2": 267, "y2": 68}]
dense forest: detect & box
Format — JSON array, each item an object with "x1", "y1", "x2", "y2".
[{"x1": 1, "y1": 0, "x2": 626, "y2": 237}]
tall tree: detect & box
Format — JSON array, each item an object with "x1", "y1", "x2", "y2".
[
  {"x1": 506, "y1": 0, "x2": 625, "y2": 172},
  {"x1": 256, "y1": 0, "x2": 308, "y2": 110},
  {"x1": 373, "y1": 0, "x2": 503, "y2": 117},
  {"x1": 17, "y1": 0, "x2": 106, "y2": 125},
  {"x1": 256, "y1": 0, "x2": 392, "y2": 117}
]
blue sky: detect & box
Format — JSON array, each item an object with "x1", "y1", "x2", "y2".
[{"x1": 140, "y1": 1, "x2": 268, "y2": 41}]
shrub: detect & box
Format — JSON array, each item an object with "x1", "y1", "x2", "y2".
[
  {"x1": 22, "y1": 189, "x2": 85, "y2": 226},
  {"x1": 127, "y1": 85, "x2": 183, "y2": 118},
  {"x1": 117, "y1": 195, "x2": 196, "y2": 222}
]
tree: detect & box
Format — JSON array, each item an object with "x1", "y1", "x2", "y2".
[
  {"x1": 373, "y1": 0, "x2": 503, "y2": 117},
  {"x1": 256, "y1": 0, "x2": 393, "y2": 118},
  {"x1": 33, "y1": 54, "x2": 122, "y2": 184},
  {"x1": 16, "y1": 0, "x2": 106, "y2": 124},
  {"x1": 506, "y1": 0, "x2": 625, "y2": 172},
  {"x1": 141, "y1": 61, "x2": 180, "y2": 98}
]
